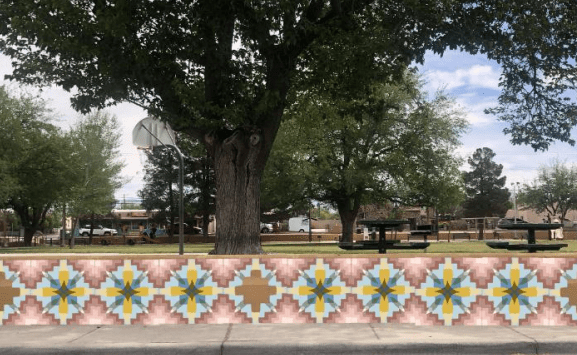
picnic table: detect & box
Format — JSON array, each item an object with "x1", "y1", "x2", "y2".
[
  {"x1": 339, "y1": 220, "x2": 429, "y2": 254},
  {"x1": 486, "y1": 223, "x2": 567, "y2": 253},
  {"x1": 408, "y1": 224, "x2": 434, "y2": 242}
]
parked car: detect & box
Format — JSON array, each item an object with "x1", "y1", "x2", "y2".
[
  {"x1": 497, "y1": 218, "x2": 528, "y2": 226},
  {"x1": 260, "y1": 222, "x2": 273, "y2": 233},
  {"x1": 171, "y1": 223, "x2": 202, "y2": 235},
  {"x1": 141, "y1": 228, "x2": 166, "y2": 238},
  {"x1": 78, "y1": 225, "x2": 118, "y2": 236}
]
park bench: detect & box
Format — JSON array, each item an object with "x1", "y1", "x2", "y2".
[
  {"x1": 451, "y1": 232, "x2": 471, "y2": 241},
  {"x1": 408, "y1": 225, "x2": 437, "y2": 242}
]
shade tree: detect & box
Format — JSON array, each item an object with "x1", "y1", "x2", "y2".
[
  {"x1": 267, "y1": 70, "x2": 467, "y2": 242},
  {"x1": 518, "y1": 160, "x2": 577, "y2": 223}
]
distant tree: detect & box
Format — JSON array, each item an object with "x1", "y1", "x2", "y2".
[
  {"x1": 139, "y1": 136, "x2": 215, "y2": 237},
  {"x1": 268, "y1": 70, "x2": 467, "y2": 243},
  {"x1": 462, "y1": 148, "x2": 511, "y2": 217},
  {"x1": 139, "y1": 147, "x2": 180, "y2": 236},
  {"x1": 67, "y1": 111, "x2": 124, "y2": 245},
  {"x1": 518, "y1": 161, "x2": 577, "y2": 222},
  {"x1": 180, "y1": 138, "x2": 216, "y2": 238},
  {"x1": 0, "y1": 86, "x2": 79, "y2": 246}
]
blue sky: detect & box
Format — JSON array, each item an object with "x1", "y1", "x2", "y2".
[
  {"x1": 419, "y1": 50, "x2": 577, "y2": 190},
  {"x1": 1, "y1": 50, "x2": 576, "y2": 200}
]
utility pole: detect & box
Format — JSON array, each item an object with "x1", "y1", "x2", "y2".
[
  {"x1": 308, "y1": 202, "x2": 312, "y2": 243},
  {"x1": 61, "y1": 204, "x2": 66, "y2": 247}
]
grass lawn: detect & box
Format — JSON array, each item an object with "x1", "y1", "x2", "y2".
[{"x1": 1, "y1": 240, "x2": 577, "y2": 255}]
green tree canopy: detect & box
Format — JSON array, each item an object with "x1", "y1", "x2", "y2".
[
  {"x1": 266, "y1": 70, "x2": 467, "y2": 242},
  {"x1": 2, "y1": 1, "x2": 577, "y2": 253},
  {"x1": 462, "y1": 147, "x2": 511, "y2": 218},
  {"x1": 0, "y1": 86, "x2": 78, "y2": 245},
  {"x1": 139, "y1": 146, "x2": 181, "y2": 235},
  {"x1": 518, "y1": 160, "x2": 577, "y2": 222},
  {"x1": 66, "y1": 111, "x2": 124, "y2": 244}
]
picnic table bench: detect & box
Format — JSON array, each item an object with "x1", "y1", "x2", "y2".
[
  {"x1": 486, "y1": 223, "x2": 567, "y2": 253},
  {"x1": 339, "y1": 220, "x2": 430, "y2": 254},
  {"x1": 339, "y1": 240, "x2": 430, "y2": 251},
  {"x1": 408, "y1": 225, "x2": 437, "y2": 242}
]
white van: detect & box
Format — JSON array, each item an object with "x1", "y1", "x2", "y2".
[{"x1": 288, "y1": 217, "x2": 310, "y2": 233}]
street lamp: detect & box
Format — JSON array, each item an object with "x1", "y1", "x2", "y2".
[{"x1": 133, "y1": 117, "x2": 185, "y2": 255}]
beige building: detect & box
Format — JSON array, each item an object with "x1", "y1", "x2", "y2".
[{"x1": 505, "y1": 207, "x2": 577, "y2": 226}]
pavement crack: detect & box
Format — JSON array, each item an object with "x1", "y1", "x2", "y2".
[
  {"x1": 368, "y1": 323, "x2": 381, "y2": 340},
  {"x1": 68, "y1": 326, "x2": 103, "y2": 344},
  {"x1": 507, "y1": 326, "x2": 540, "y2": 354},
  {"x1": 220, "y1": 323, "x2": 233, "y2": 355}
]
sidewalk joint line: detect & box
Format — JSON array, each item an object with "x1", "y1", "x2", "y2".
[
  {"x1": 220, "y1": 323, "x2": 233, "y2": 355},
  {"x1": 507, "y1": 326, "x2": 539, "y2": 354},
  {"x1": 368, "y1": 323, "x2": 381, "y2": 340},
  {"x1": 67, "y1": 325, "x2": 103, "y2": 344}
]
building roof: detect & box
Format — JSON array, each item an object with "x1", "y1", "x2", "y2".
[{"x1": 505, "y1": 207, "x2": 577, "y2": 222}]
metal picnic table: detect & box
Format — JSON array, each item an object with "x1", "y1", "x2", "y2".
[
  {"x1": 339, "y1": 219, "x2": 429, "y2": 254},
  {"x1": 486, "y1": 223, "x2": 567, "y2": 253}
]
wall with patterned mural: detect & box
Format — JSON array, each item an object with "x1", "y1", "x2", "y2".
[{"x1": 1, "y1": 256, "x2": 577, "y2": 326}]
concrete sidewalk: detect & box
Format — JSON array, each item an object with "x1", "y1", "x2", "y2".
[{"x1": 1, "y1": 324, "x2": 576, "y2": 354}]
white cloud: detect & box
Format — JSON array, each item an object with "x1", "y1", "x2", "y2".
[
  {"x1": 425, "y1": 65, "x2": 501, "y2": 91},
  {"x1": 454, "y1": 96, "x2": 499, "y2": 127}
]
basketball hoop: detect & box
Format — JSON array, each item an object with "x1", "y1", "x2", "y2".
[{"x1": 133, "y1": 116, "x2": 185, "y2": 255}]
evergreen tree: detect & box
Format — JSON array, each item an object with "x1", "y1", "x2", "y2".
[
  {"x1": 139, "y1": 147, "x2": 180, "y2": 236},
  {"x1": 462, "y1": 148, "x2": 510, "y2": 217},
  {"x1": 138, "y1": 136, "x2": 215, "y2": 237}
]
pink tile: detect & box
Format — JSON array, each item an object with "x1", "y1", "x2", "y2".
[
  {"x1": 4, "y1": 295, "x2": 59, "y2": 325},
  {"x1": 519, "y1": 257, "x2": 577, "y2": 289},
  {"x1": 132, "y1": 259, "x2": 162, "y2": 287},
  {"x1": 89, "y1": 259, "x2": 123, "y2": 288},
  {"x1": 133, "y1": 295, "x2": 188, "y2": 325},
  {"x1": 195, "y1": 294, "x2": 251, "y2": 324},
  {"x1": 278, "y1": 258, "x2": 315, "y2": 287},
  {"x1": 69, "y1": 295, "x2": 123, "y2": 325},
  {"x1": 390, "y1": 257, "x2": 444, "y2": 288},
  {"x1": 519, "y1": 296, "x2": 577, "y2": 326},
  {"x1": 325, "y1": 257, "x2": 353, "y2": 287},
  {"x1": 388, "y1": 296, "x2": 444, "y2": 325},
  {"x1": 454, "y1": 296, "x2": 510, "y2": 326},
  {"x1": 16, "y1": 260, "x2": 59, "y2": 289},
  {"x1": 454, "y1": 257, "x2": 511, "y2": 288},
  {"x1": 260, "y1": 294, "x2": 315, "y2": 323},
  {"x1": 325, "y1": 294, "x2": 380, "y2": 323}
]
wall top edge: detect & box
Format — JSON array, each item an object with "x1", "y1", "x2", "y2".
[{"x1": 2, "y1": 253, "x2": 577, "y2": 261}]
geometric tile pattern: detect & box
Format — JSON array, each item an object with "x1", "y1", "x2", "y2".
[{"x1": 1, "y1": 256, "x2": 577, "y2": 326}]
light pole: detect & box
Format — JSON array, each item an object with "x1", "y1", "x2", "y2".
[{"x1": 511, "y1": 182, "x2": 520, "y2": 239}]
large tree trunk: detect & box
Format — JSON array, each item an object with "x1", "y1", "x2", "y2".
[
  {"x1": 23, "y1": 227, "x2": 35, "y2": 247},
  {"x1": 337, "y1": 198, "x2": 360, "y2": 244},
  {"x1": 208, "y1": 129, "x2": 264, "y2": 254}
]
